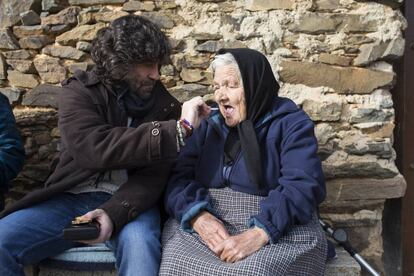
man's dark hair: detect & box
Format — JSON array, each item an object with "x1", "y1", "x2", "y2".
[{"x1": 91, "y1": 15, "x2": 170, "y2": 86}]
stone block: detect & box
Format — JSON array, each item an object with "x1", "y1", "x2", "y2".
[
  {"x1": 279, "y1": 60, "x2": 395, "y2": 94},
  {"x1": 196, "y1": 41, "x2": 223, "y2": 53},
  {"x1": 245, "y1": 0, "x2": 294, "y2": 10},
  {"x1": 325, "y1": 247, "x2": 361, "y2": 276},
  {"x1": 325, "y1": 175, "x2": 406, "y2": 202},
  {"x1": 0, "y1": 53, "x2": 6, "y2": 79},
  {"x1": 56, "y1": 23, "x2": 106, "y2": 46},
  {"x1": 7, "y1": 70, "x2": 40, "y2": 88},
  {"x1": 13, "y1": 25, "x2": 48, "y2": 39},
  {"x1": 0, "y1": 0, "x2": 42, "y2": 28},
  {"x1": 314, "y1": 0, "x2": 341, "y2": 11},
  {"x1": 180, "y1": 68, "x2": 213, "y2": 85},
  {"x1": 34, "y1": 55, "x2": 67, "y2": 83},
  {"x1": 0, "y1": 87, "x2": 23, "y2": 104},
  {"x1": 0, "y1": 29, "x2": 20, "y2": 50},
  {"x1": 3, "y1": 49, "x2": 36, "y2": 60},
  {"x1": 354, "y1": 38, "x2": 405, "y2": 66},
  {"x1": 68, "y1": 0, "x2": 126, "y2": 5},
  {"x1": 22, "y1": 84, "x2": 61, "y2": 108},
  {"x1": 41, "y1": 6, "x2": 81, "y2": 26},
  {"x1": 42, "y1": 0, "x2": 69, "y2": 13},
  {"x1": 323, "y1": 152, "x2": 399, "y2": 179},
  {"x1": 49, "y1": 24, "x2": 71, "y2": 35},
  {"x1": 6, "y1": 59, "x2": 37, "y2": 73},
  {"x1": 19, "y1": 35, "x2": 53, "y2": 49},
  {"x1": 67, "y1": 62, "x2": 89, "y2": 73},
  {"x1": 20, "y1": 10, "x2": 41, "y2": 26},
  {"x1": 319, "y1": 53, "x2": 352, "y2": 67},
  {"x1": 289, "y1": 13, "x2": 339, "y2": 34},
  {"x1": 42, "y1": 45, "x2": 86, "y2": 60},
  {"x1": 122, "y1": 1, "x2": 155, "y2": 11},
  {"x1": 169, "y1": 84, "x2": 209, "y2": 102},
  {"x1": 94, "y1": 11, "x2": 129, "y2": 23},
  {"x1": 183, "y1": 55, "x2": 211, "y2": 69},
  {"x1": 141, "y1": 12, "x2": 175, "y2": 29},
  {"x1": 76, "y1": 41, "x2": 92, "y2": 52},
  {"x1": 302, "y1": 100, "x2": 342, "y2": 121}
]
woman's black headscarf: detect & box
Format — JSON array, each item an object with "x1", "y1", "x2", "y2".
[{"x1": 218, "y1": 48, "x2": 280, "y2": 189}]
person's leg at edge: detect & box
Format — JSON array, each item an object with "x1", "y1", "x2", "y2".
[
  {"x1": 0, "y1": 192, "x2": 111, "y2": 276},
  {"x1": 107, "y1": 206, "x2": 161, "y2": 276}
]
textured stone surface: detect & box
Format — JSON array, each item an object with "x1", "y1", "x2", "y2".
[
  {"x1": 42, "y1": 45, "x2": 86, "y2": 60},
  {"x1": 68, "y1": 0, "x2": 126, "y2": 5},
  {"x1": 0, "y1": 87, "x2": 23, "y2": 104},
  {"x1": 245, "y1": 0, "x2": 294, "y2": 11},
  {"x1": 325, "y1": 247, "x2": 361, "y2": 276},
  {"x1": 303, "y1": 100, "x2": 342, "y2": 121},
  {"x1": 94, "y1": 11, "x2": 129, "y2": 22},
  {"x1": 20, "y1": 10, "x2": 41, "y2": 26},
  {"x1": 354, "y1": 38, "x2": 405, "y2": 66},
  {"x1": 0, "y1": 53, "x2": 6, "y2": 80},
  {"x1": 34, "y1": 55, "x2": 67, "y2": 83},
  {"x1": 141, "y1": 12, "x2": 175, "y2": 29},
  {"x1": 122, "y1": 1, "x2": 155, "y2": 11},
  {"x1": 319, "y1": 53, "x2": 353, "y2": 67},
  {"x1": 169, "y1": 84, "x2": 209, "y2": 102},
  {"x1": 19, "y1": 35, "x2": 53, "y2": 49},
  {"x1": 2, "y1": 50, "x2": 35, "y2": 60},
  {"x1": 42, "y1": 0, "x2": 69, "y2": 13},
  {"x1": 22, "y1": 84, "x2": 61, "y2": 108},
  {"x1": 6, "y1": 59, "x2": 37, "y2": 73},
  {"x1": 56, "y1": 23, "x2": 106, "y2": 46},
  {"x1": 76, "y1": 41, "x2": 91, "y2": 52},
  {"x1": 13, "y1": 25, "x2": 48, "y2": 39},
  {"x1": 326, "y1": 176, "x2": 406, "y2": 202},
  {"x1": 41, "y1": 6, "x2": 81, "y2": 26},
  {"x1": 0, "y1": 29, "x2": 20, "y2": 50},
  {"x1": 279, "y1": 61, "x2": 395, "y2": 94},
  {"x1": 7, "y1": 70, "x2": 40, "y2": 88},
  {"x1": 0, "y1": 0, "x2": 42, "y2": 28}
]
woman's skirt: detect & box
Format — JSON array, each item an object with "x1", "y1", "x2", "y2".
[{"x1": 160, "y1": 187, "x2": 327, "y2": 276}]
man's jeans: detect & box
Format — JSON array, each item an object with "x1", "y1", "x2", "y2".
[{"x1": 0, "y1": 192, "x2": 161, "y2": 276}]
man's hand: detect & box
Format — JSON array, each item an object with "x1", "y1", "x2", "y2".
[
  {"x1": 77, "y1": 209, "x2": 113, "y2": 244},
  {"x1": 181, "y1": 96, "x2": 211, "y2": 129},
  {"x1": 191, "y1": 211, "x2": 230, "y2": 252},
  {"x1": 214, "y1": 227, "x2": 269, "y2": 263}
]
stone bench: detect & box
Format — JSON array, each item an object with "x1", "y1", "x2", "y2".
[{"x1": 24, "y1": 244, "x2": 361, "y2": 276}]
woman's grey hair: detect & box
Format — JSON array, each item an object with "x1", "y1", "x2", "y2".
[{"x1": 210, "y1": 52, "x2": 243, "y2": 83}]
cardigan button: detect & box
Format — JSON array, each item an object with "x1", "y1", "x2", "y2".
[
  {"x1": 151, "y1": 128, "x2": 160, "y2": 136},
  {"x1": 122, "y1": 201, "x2": 130, "y2": 208}
]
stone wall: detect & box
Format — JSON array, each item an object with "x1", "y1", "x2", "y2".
[{"x1": 0, "y1": 0, "x2": 406, "y2": 273}]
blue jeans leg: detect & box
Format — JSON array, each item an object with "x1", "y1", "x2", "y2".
[
  {"x1": 0, "y1": 192, "x2": 111, "y2": 276},
  {"x1": 107, "y1": 206, "x2": 161, "y2": 276}
]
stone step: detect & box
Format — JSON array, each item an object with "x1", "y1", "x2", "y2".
[
  {"x1": 25, "y1": 244, "x2": 361, "y2": 276},
  {"x1": 326, "y1": 247, "x2": 362, "y2": 276}
]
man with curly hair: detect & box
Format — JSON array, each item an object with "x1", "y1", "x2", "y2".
[
  {"x1": 0, "y1": 15, "x2": 210, "y2": 276},
  {"x1": 0, "y1": 92, "x2": 25, "y2": 212}
]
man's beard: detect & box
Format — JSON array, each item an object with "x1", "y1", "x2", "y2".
[{"x1": 127, "y1": 79, "x2": 156, "y2": 100}]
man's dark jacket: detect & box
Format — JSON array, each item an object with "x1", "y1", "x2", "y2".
[
  {"x1": 0, "y1": 92, "x2": 25, "y2": 210},
  {"x1": 0, "y1": 71, "x2": 181, "y2": 233}
]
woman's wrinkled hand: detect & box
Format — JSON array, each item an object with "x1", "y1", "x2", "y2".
[
  {"x1": 214, "y1": 227, "x2": 269, "y2": 263},
  {"x1": 191, "y1": 211, "x2": 230, "y2": 252},
  {"x1": 181, "y1": 96, "x2": 211, "y2": 129}
]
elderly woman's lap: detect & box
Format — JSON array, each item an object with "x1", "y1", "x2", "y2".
[{"x1": 160, "y1": 188, "x2": 327, "y2": 276}]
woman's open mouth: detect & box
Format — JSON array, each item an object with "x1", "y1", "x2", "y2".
[{"x1": 221, "y1": 104, "x2": 235, "y2": 117}]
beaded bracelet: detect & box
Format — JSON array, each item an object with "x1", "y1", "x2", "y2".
[
  {"x1": 179, "y1": 118, "x2": 194, "y2": 137},
  {"x1": 176, "y1": 120, "x2": 186, "y2": 147}
]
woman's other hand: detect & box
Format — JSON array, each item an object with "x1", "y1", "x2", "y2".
[
  {"x1": 214, "y1": 227, "x2": 269, "y2": 263},
  {"x1": 181, "y1": 96, "x2": 211, "y2": 129},
  {"x1": 191, "y1": 211, "x2": 230, "y2": 252}
]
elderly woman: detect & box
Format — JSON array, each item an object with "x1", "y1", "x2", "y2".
[{"x1": 160, "y1": 48, "x2": 327, "y2": 275}]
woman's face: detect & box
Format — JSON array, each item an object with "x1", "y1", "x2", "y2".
[{"x1": 213, "y1": 65, "x2": 247, "y2": 127}]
